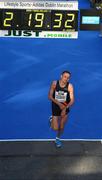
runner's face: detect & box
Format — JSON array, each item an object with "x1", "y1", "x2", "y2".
[{"x1": 61, "y1": 73, "x2": 70, "y2": 84}]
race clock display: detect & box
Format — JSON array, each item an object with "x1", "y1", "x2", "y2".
[{"x1": 0, "y1": 9, "x2": 78, "y2": 31}]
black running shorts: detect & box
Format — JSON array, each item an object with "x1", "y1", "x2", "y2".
[{"x1": 52, "y1": 103, "x2": 69, "y2": 116}]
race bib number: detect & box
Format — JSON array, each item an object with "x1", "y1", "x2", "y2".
[{"x1": 55, "y1": 91, "x2": 67, "y2": 102}]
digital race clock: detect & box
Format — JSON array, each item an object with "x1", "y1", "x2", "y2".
[
  {"x1": 0, "y1": 9, "x2": 78, "y2": 31},
  {"x1": 0, "y1": 1, "x2": 79, "y2": 38},
  {"x1": 0, "y1": 1, "x2": 101, "y2": 38}
]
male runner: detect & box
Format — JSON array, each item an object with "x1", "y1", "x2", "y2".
[{"x1": 48, "y1": 71, "x2": 74, "y2": 147}]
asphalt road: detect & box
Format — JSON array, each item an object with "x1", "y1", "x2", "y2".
[{"x1": 0, "y1": 141, "x2": 102, "y2": 180}]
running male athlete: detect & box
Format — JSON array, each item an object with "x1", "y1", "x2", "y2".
[{"x1": 48, "y1": 71, "x2": 74, "y2": 147}]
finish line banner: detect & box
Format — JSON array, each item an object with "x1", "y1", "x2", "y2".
[{"x1": 0, "y1": 1, "x2": 78, "y2": 10}]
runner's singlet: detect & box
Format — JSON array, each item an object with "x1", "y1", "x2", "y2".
[{"x1": 52, "y1": 81, "x2": 70, "y2": 116}]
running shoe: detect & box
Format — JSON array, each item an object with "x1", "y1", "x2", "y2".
[{"x1": 55, "y1": 137, "x2": 62, "y2": 148}]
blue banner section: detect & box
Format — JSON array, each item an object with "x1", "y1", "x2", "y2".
[{"x1": 0, "y1": 1, "x2": 102, "y2": 139}]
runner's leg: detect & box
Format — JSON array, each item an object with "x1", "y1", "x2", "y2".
[
  {"x1": 51, "y1": 116, "x2": 59, "y2": 130},
  {"x1": 57, "y1": 114, "x2": 68, "y2": 138}
]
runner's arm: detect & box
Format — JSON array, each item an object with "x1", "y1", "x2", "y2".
[{"x1": 66, "y1": 83, "x2": 74, "y2": 108}]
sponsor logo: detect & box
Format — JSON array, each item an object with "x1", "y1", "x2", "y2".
[{"x1": 0, "y1": 30, "x2": 77, "y2": 38}]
